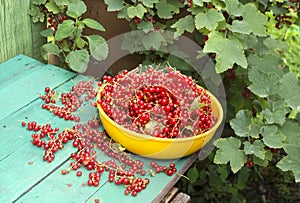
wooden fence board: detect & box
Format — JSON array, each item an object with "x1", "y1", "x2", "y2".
[{"x1": 0, "y1": 1, "x2": 45, "y2": 63}]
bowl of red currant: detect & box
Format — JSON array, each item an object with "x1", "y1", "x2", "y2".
[{"x1": 96, "y1": 65, "x2": 223, "y2": 159}]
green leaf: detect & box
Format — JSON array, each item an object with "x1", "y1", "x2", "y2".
[
  {"x1": 55, "y1": 20, "x2": 75, "y2": 41},
  {"x1": 279, "y1": 120, "x2": 300, "y2": 145},
  {"x1": 65, "y1": 49, "x2": 89, "y2": 73},
  {"x1": 33, "y1": 0, "x2": 47, "y2": 5},
  {"x1": 203, "y1": 31, "x2": 247, "y2": 73},
  {"x1": 117, "y1": 5, "x2": 130, "y2": 20},
  {"x1": 121, "y1": 32, "x2": 144, "y2": 53},
  {"x1": 187, "y1": 167, "x2": 199, "y2": 183},
  {"x1": 54, "y1": 0, "x2": 69, "y2": 6},
  {"x1": 253, "y1": 150, "x2": 272, "y2": 167},
  {"x1": 141, "y1": 0, "x2": 159, "y2": 8},
  {"x1": 228, "y1": 3, "x2": 267, "y2": 36},
  {"x1": 193, "y1": 0, "x2": 203, "y2": 6},
  {"x1": 167, "y1": 0, "x2": 184, "y2": 14},
  {"x1": 263, "y1": 37, "x2": 289, "y2": 52},
  {"x1": 144, "y1": 120, "x2": 163, "y2": 135},
  {"x1": 222, "y1": 0, "x2": 244, "y2": 16},
  {"x1": 230, "y1": 110, "x2": 252, "y2": 137},
  {"x1": 167, "y1": 54, "x2": 191, "y2": 71},
  {"x1": 227, "y1": 21, "x2": 250, "y2": 34},
  {"x1": 248, "y1": 54, "x2": 284, "y2": 75},
  {"x1": 40, "y1": 28, "x2": 54, "y2": 37},
  {"x1": 214, "y1": 137, "x2": 247, "y2": 173},
  {"x1": 171, "y1": 15, "x2": 195, "y2": 37},
  {"x1": 278, "y1": 72, "x2": 300, "y2": 110},
  {"x1": 45, "y1": 1, "x2": 60, "y2": 14},
  {"x1": 195, "y1": 9, "x2": 225, "y2": 30},
  {"x1": 261, "y1": 100, "x2": 289, "y2": 126},
  {"x1": 127, "y1": 4, "x2": 146, "y2": 19},
  {"x1": 243, "y1": 4, "x2": 267, "y2": 36},
  {"x1": 217, "y1": 165, "x2": 230, "y2": 180},
  {"x1": 137, "y1": 21, "x2": 154, "y2": 32},
  {"x1": 82, "y1": 18, "x2": 105, "y2": 31},
  {"x1": 244, "y1": 140, "x2": 265, "y2": 159},
  {"x1": 41, "y1": 43, "x2": 62, "y2": 60},
  {"x1": 236, "y1": 168, "x2": 249, "y2": 190},
  {"x1": 104, "y1": 0, "x2": 124, "y2": 11},
  {"x1": 249, "y1": 121, "x2": 263, "y2": 138},
  {"x1": 86, "y1": 35, "x2": 108, "y2": 61},
  {"x1": 141, "y1": 31, "x2": 166, "y2": 50},
  {"x1": 277, "y1": 144, "x2": 300, "y2": 182},
  {"x1": 67, "y1": 1, "x2": 87, "y2": 18},
  {"x1": 248, "y1": 66, "x2": 281, "y2": 97},
  {"x1": 155, "y1": 0, "x2": 175, "y2": 19},
  {"x1": 261, "y1": 125, "x2": 286, "y2": 149},
  {"x1": 75, "y1": 37, "x2": 87, "y2": 49},
  {"x1": 60, "y1": 40, "x2": 71, "y2": 52},
  {"x1": 28, "y1": 7, "x2": 45, "y2": 23}
]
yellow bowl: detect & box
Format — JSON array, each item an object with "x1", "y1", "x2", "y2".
[{"x1": 96, "y1": 86, "x2": 223, "y2": 159}]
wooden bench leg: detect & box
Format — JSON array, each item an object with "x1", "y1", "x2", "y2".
[{"x1": 160, "y1": 187, "x2": 191, "y2": 203}]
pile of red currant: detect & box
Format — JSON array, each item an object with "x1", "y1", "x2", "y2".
[
  {"x1": 98, "y1": 65, "x2": 216, "y2": 138},
  {"x1": 21, "y1": 79, "x2": 178, "y2": 197}
]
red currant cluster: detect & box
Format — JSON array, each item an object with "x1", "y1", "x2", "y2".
[
  {"x1": 128, "y1": 85, "x2": 181, "y2": 138},
  {"x1": 46, "y1": 14, "x2": 68, "y2": 34},
  {"x1": 98, "y1": 65, "x2": 215, "y2": 138},
  {"x1": 187, "y1": 0, "x2": 193, "y2": 7},
  {"x1": 21, "y1": 79, "x2": 178, "y2": 197},
  {"x1": 149, "y1": 161, "x2": 177, "y2": 176},
  {"x1": 22, "y1": 121, "x2": 74, "y2": 162},
  {"x1": 227, "y1": 67, "x2": 236, "y2": 81},
  {"x1": 41, "y1": 81, "x2": 97, "y2": 121},
  {"x1": 133, "y1": 15, "x2": 160, "y2": 30},
  {"x1": 245, "y1": 160, "x2": 254, "y2": 168},
  {"x1": 40, "y1": 87, "x2": 56, "y2": 104},
  {"x1": 242, "y1": 87, "x2": 251, "y2": 100}
]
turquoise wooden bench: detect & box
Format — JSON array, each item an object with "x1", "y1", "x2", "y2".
[{"x1": 0, "y1": 55, "x2": 194, "y2": 203}]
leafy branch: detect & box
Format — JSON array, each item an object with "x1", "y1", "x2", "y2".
[{"x1": 28, "y1": 0, "x2": 108, "y2": 73}]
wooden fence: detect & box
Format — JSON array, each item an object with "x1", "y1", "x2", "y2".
[{"x1": 0, "y1": 0, "x2": 45, "y2": 63}]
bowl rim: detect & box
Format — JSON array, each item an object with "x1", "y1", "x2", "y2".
[{"x1": 96, "y1": 84, "x2": 224, "y2": 143}]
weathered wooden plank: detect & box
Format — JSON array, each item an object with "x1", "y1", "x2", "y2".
[
  {"x1": 161, "y1": 187, "x2": 180, "y2": 203},
  {"x1": 15, "y1": 151, "x2": 193, "y2": 203},
  {"x1": 0, "y1": 84, "x2": 73, "y2": 161},
  {"x1": 0, "y1": 54, "x2": 42, "y2": 87},
  {"x1": 171, "y1": 192, "x2": 191, "y2": 203},
  {"x1": 0, "y1": 55, "x2": 76, "y2": 121},
  {"x1": 0, "y1": 75, "x2": 101, "y2": 202},
  {"x1": 0, "y1": 1, "x2": 45, "y2": 63}
]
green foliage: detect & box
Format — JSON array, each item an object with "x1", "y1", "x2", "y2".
[
  {"x1": 155, "y1": 0, "x2": 178, "y2": 19},
  {"x1": 127, "y1": 4, "x2": 147, "y2": 19},
  {"x1": 171, "y1": 15, "x2": 195, "y2": 37},
  {"x1": 203, "y1": 31, "x2": 247, "y2": 73},
  {"x1": 176, "y1": 154, "x2": 300, "y2": 202},
  {"x1": 277, "y1": 144, "x2": 300, "y2": 182},
  {"x1": 195, "y1": 9, "x2": 225, "y2": 31},
  {"x1": 214, "y1": 137, "x2": 246, "y2": 173},
  {"x1": 29, "y1": 0, "x2": 108, "y2": 72}
]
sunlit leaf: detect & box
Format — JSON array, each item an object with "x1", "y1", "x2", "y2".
[
  {"x1": 214, "y1": 137, "x2": 246, "y2": 173},
  {"x1": 203, "y1": 31, "x2": 247, "y2": 73},
  {"x1": 65, "y1": 49, "x2": 89, "y2": 73}
]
